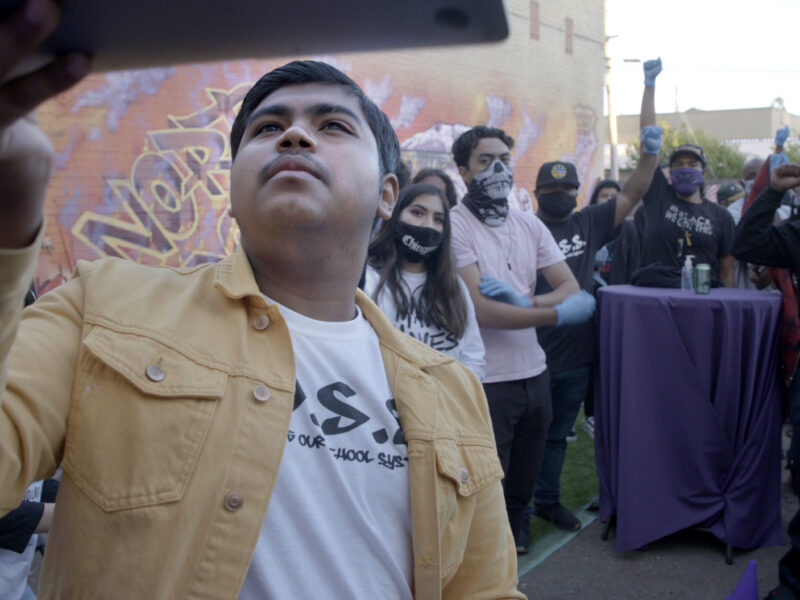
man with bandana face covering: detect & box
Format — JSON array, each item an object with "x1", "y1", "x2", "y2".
[
  {"x1": 527, "y1": 62, "x2": 663, "y2": 530},
  {"x1": 635, "y1": 64, "x2": 736, "y2": 287},
  {"x1": 450, "y1": 125, "x2": 596, "y2": 552}
]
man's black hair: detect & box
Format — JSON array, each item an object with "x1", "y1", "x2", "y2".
[
  {"x1": 230, "y1": 60, "x2": 400, "y2": 178},
  {"x1": 451, "y1": 126, "x2": 514, "y2": 168},
  {"x1": 396, "y1": 160, "x2": 412, "y2": 190}
]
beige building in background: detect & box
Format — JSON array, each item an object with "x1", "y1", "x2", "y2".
[{"x1": 608, "y1": 103, "x2": 800, "y2": 169}]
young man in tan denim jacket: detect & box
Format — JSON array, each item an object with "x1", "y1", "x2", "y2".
[{"x1": 0, "y1": 1, "x2": 524, "y2": 598}]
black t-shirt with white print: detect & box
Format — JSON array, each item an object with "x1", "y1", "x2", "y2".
[
  {"x1": 638, "y1": 168, "x2": 735, "y2": 277},
  {"x1": 535, "y1": 199, "x2": 617, "y2": 373}
]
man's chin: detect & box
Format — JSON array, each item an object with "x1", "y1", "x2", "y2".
[{"x1": 256, "y1": 199, "x2": 329, "y2": 232}]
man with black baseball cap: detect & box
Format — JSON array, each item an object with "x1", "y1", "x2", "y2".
[
  {"x1": 636, "y1": 137, "x2": 736, "y2": 285},
  {"x1": 506, "y1": 61, "x2": 663, "y2": 532}
]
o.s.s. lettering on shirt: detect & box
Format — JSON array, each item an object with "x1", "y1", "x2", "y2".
[
  {"x1": 557, "y1": 234, "x2": 587, "y2": 259},
  {"x1": 664, "y1": 205, "x2": 713, "y2": 236},
  {"x1": 288, "y1": 379, "x2": 409, "y2": 472}
]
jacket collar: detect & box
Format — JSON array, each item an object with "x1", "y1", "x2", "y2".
[
  {"x1": 213, "y1": 246, "x2": 454, "y2": 370},
  {"x1": 356, "y1": 289, "x2": 454, "y2": 370},
  {"x1": 213, "y1": 245, "x2": 268, "y2": 307}
]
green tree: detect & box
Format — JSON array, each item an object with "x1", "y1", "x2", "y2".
[
  {"x1": 783, "y1": 136, "x2": 800, "y2": 164},
  {"x1": 626, "y1": 121, "x2": 746, "y2": 180}
]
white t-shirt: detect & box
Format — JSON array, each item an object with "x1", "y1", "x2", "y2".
[
  {"x1": 238, "y1": 302, "x2": 413, "y2": 600},
  {"x1": 450, "y1": 205, "x2": 565, "y2": 383},
  {"x1": 363, "y1": 266, "x2": 485, "y2": 380}
]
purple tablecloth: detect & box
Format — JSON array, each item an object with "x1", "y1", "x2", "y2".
[{"x1": 595, "y1": 285, "x2": 785, "y2": 552}]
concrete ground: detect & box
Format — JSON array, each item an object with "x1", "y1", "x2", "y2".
[
  {"x1": 519, "y1": 482, "x2": 797, "y2": 600},
  {"x1": 27, "y1": 486, "x2": 795, "y2": 598}
]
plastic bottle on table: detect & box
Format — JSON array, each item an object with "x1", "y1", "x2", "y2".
[{"x1": 681, "y1": 255, "x2": 694, "y2": 291}]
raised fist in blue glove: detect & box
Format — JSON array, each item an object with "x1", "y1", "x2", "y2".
[
  {"x1": 479, "y1": 276, "x2": 532, "y2": 308},
  {"x1": 641, "y1": 125, "x2": 663, "y2": 155},
  {"x1": 776, "y1": 125, "x2": 790, "y2": 147},
  {"x1": 555, "y1": 291, "x2": 596, "y2": 326},
  {"x1": 643, "y1": 57, "x2": 662, "y2": 86}
]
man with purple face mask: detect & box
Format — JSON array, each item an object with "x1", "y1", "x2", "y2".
[{"x1": 637, "y1": 140, "x2": 736, "y2": 287}]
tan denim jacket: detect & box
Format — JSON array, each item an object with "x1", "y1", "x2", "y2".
[{"x1": 0, "y1": 239, "x2": 523, "y2": 600}]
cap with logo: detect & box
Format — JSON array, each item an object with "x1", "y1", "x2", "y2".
[
  {"x1": 669, "y1": 143, "x2": 706, "y2": 168},
  {"x1": 536, "y1": 161, "x2": 580, "y2": 191},
  {"x1": 716, "y1": 181, "x2": 745, "y2": 207}
]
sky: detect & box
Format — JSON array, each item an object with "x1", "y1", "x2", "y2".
[{"x1": 606, "y1": 0, "x2": 800, "y2": 117}]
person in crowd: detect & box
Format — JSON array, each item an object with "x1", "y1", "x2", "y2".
[
  {"x1": 728, "y1": 157, "x2": 764, "y2": 225},
  {"x1": 364, "y1": 182, "x2": 485, "y2": 379},
  {"x1": 449, "y1": 125, "x2": 596, "y2": 552},
  {"x1": 717, "y1": 181, "x2": 756, "y2": 289},
  {"x1": 584, "y1": 178, "x2": 643, "y2": 441},
  {"x1": 509, "y1": 59, "x2": 662, "y2": 533},
  {"x1": 732, "y1": 161, "x2": 800, "y2": 600},
  {"x1": 412, "y1": 168, "x2": 459, "y2": 208},
  {"x1": 0, "y1": 479, "x2": 58, "y2": 600},
  {"x1": 717, "y1": 181, "x2": 746, "y2": 217},
  {"x1": 741, "y1": 157, "x2": 765, "y2": 197},
  {"x1": 635, "y1": 86, "x2": 736, "y2": 286},
  {"x1": 0, "y1": 4, "x2": 522, "y2": 597},
  {"x1": 590, "y1": 179, "x2": 641, "y2": 287}
]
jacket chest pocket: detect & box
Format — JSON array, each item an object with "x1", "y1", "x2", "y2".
[{"x1": 64, "y1": 327, "x2": 227, "y2": 512}]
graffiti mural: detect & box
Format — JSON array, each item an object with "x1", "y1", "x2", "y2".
[
  {"x1": 70, "y1": 84, "x2": 248, "y2": 267},
  {"x1": 561, "y1": 105, "x2": 600, "y2": 205}
]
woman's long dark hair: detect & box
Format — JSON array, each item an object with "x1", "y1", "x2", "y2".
[{"x1": 368, "y1": 183, "x2": 468, "y2": 338}]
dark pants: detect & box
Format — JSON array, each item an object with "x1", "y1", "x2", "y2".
[
  {"x1": 776, "y1": 375, "x2": 800, "y2": 595},
  {"x1": 778, "y1": 506, "x2": 800, "y2": 595},
  {"x1": 483, "y1": 371, "x2": 552, "y2": 538},
  {"x1": 787, "y1": 374, "x2": 800, "y2": 473},
  {"x1": 584, "y1": 364, "x2": 595, "y2": 418},
  {"x1": 535, "y1": 365, "x2": 591, "y2": 506}
]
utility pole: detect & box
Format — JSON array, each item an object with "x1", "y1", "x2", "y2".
[{"x1": 604, "y1": 0, "x2": 618, "y2": 180}]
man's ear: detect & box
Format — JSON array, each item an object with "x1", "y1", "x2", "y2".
[{"x1": 376, "y1": 173, "x2": 399, "y2": 221}]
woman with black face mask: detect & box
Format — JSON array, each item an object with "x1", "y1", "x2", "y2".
[{"x1": 365, "y1": 183, "x2": 485, "y2": 380}]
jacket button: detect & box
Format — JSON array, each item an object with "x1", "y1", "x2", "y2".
[
  {"x1": 253, "y1": 385, "x2": 271, "y2": 402},
  {"x1": 460, "y1": 467, "x2": 470, "y2": 483},
  {"x1": 224, "y1": 492, "x2": 244, "y2": 511},
  {"x1": 145, "y1": 365, "x2": 165, "y2": 382},
  {"x1": 253, "y1": 315, "x2": 270, "y2": 330}
]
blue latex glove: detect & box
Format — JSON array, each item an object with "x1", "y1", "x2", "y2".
[
  {"x1": 776, "y1": 125, "x2": 790, "y2": 147},
  {"x1": 770, "y1": 151, "x2": 789, "y2": 173},
  {"x1": 479, "y1": 276, "x2": 532, "y2": 308},
  {"x1": 643, "y1": 57, "x2": 662, "y2": 86},
  {"x1": 641, "y1": 125, "x2": 663, "y2": 155},
  {"x1": 555, "y1": 291, "x2": 596, "y2": 326}
]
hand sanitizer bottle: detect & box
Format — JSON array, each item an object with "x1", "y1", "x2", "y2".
[{"x1": 681, "y1": 255, "x2": 694, "y2": 291}]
